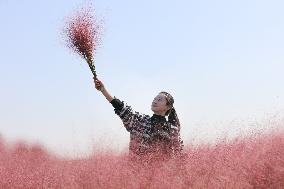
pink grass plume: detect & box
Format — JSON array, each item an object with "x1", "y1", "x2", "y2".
[{"x1": 63, "y1": 5, "x2": 103, "y2": 80}]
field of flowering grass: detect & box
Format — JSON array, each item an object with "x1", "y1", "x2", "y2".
[{"x1": 0, "y1": 127, "x2": 284, "y2": 189}]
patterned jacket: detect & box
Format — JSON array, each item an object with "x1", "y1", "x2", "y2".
[{"x1": 110, "y1": 97, "x2": 184, "y2": 161}]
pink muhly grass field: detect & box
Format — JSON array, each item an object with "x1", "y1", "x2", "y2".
[{"x1": 0, "y1": 128, "x2": 284, "y2": 189}]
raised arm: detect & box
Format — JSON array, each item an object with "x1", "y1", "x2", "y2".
[{"x1": 94, "y1": 78, "x2": 143, "y2": 132}]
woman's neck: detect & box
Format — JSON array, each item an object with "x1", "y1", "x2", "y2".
[{"x1": 153, "y1": 112, "x2": 166, "y2": 116}]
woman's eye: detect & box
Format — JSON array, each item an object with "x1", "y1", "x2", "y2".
[{"x1": 154, "y1": 97, "x2": 162, "y2": 101}]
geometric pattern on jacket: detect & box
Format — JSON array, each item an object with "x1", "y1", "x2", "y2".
[{"x1": 110, "y1": 97, "x2": 184, "y2": 162}]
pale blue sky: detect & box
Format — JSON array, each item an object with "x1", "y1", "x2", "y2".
[{"x1": 1, "y1": 0, "x2": 284, "y2": 158}]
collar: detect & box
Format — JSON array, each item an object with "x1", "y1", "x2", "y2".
[{"x1": 150, "y1": 114, "x2": 167, "y2": 123}]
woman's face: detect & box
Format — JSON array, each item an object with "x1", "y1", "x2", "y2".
[{"x1": 151, "y1": 94, "x2": 170, "y2": 115}]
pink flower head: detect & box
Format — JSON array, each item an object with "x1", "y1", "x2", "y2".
[{"x1": 64, "y1": 6, "x2": 102, "y2": 63}]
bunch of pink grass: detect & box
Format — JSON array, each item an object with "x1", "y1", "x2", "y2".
[
  {"x1": 1, "y1": 127, "x2": 284, "y2": 188},
  {"x1": 64, "y1": 6, "x2": 102, "y2": 80}
]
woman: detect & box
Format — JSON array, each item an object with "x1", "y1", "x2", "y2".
[{"x1": 94, "y1": 78, "x2": 184, "y2": 163}]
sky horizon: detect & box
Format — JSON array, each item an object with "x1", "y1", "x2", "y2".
[{"x1": 1, "y1": 0, "x2": 284, "y2": 158}]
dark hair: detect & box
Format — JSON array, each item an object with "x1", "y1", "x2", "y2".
[
  {"x1": 159, "y1": 91, "x2": 180, "y2": 130},
  {"x1": 159, "y1": 91, "x2": 174, "y2": 116}
]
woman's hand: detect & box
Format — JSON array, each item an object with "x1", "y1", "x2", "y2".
[
  {"x1": 94, "y1": 78, "x2": 105, "y2": 92},
  {"x1": 93, "y1": 77, "x2": 114, "y2": 102}
]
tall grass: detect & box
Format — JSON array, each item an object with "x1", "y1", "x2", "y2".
[{"x1": 0, "y1": 127, "x2": 284, "y2": 188}]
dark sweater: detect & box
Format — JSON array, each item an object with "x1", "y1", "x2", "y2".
[{"x1": 110, "y1": 97, "x2": 184, "y2": 161}]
